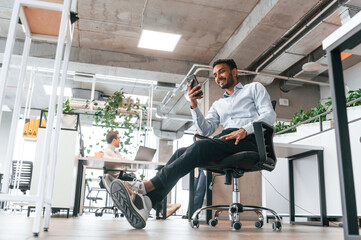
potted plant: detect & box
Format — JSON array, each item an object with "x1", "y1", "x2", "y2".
[
  {"x1": 61, "y1": 98, "x2": 78, "y2": 129},
  {"x1": 42, "y1": 98, "x2": 78, "y2": 129},
  {"x1": 83, "y1": 90, "x2": 147, "y2": 156},
  {"x1": 346, "y1": 89, "x2": 361, "y2": 107},
  {"x1": 274, "y1": 88, "x2": 361, "y2": 135}
]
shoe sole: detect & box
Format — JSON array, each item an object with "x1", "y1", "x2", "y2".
[{"x1": 110, "y1": 180, "x2": 146, "y2": 229}]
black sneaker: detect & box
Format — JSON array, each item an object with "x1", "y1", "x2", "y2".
[{"x1": 110, "y1": 179, "x2": 152, "y2": 229}]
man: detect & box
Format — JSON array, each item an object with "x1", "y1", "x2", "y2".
[
  {"x1": 103, "y1": 130, "x2": 122, "y2": 159},
  {"x1": 102, "y1": 130, "x2": 131, "y2": 192},
  {"x1": 110, "y1": 59, "x2": 276, "y2": 229}
]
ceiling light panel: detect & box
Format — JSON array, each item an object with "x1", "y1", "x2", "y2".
[{"x1": 138, "y1": 30, "x2": 181, "y2": 52}]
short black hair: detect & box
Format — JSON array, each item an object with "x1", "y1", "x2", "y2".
[
  {"x1": 106, "y1": 130, "x2": 119, "y2": 144},
  {"x1": 212, "y1": 59, "x2": 237, "y2": 70}
]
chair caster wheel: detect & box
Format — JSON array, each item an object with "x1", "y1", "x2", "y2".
[
  {"x1": 232, "y1": 221, "x2": 242, "y2": 230},
  {"x1": 272, "y1": 221, "x2": 282, "y2": 231},
  {"x1": 44, "y1": 228, "x2": 49, "y2": 232},
  {"x1": 115, "y1": 213, "x2": 119, "y2": 218},
  {"x1": 120, "y1": 213, "x2": 124, "y2": 218},
  {"x1": 95, "y1": 212, "x2": 102, "y2": 217},
  {"x1": 208, "y1": 218, "x2": 218, "y2": 227},
  {"x1": 254, "y1": 220, "x2": 263, "y2": 228},
  {"x1": 190, "y1": 219, "x2": 199, "y2": 228},
  {"x1": 33, "y1": 233, "x2": 39, "y2": 237}
]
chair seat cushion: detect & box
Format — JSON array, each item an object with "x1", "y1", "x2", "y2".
[{"x1": 201, "y1": 151, "x2": 261, "y2": 174}]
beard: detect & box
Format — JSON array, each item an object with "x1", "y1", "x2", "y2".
[{"x1": 219, "y1": 74, "x2": 236, "y2": 89}]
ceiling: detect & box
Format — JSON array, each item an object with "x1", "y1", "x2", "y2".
[{"x1": 1, "y1": 0, "x2": 361, "y2": 138}]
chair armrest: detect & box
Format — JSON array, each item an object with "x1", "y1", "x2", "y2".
[
  {"x1": 253, "y1": 121, "x2": 276, "y2": 171},
  {"x1": 193, "y1": 134, "x2": 210, "y2": 142}
]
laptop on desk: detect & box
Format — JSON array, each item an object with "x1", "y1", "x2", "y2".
[
  {"x1": 103, "y1": 146, "x2": 157, "y2": 170},
  {"x1": 134, "y1": 146, "x2": 156, "y2": 161}
]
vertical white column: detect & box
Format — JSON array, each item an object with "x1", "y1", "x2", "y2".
[
  {"x1": 23, "y1": 68, "x2": 35, "y2": 119},
  {"x1": 0, "y1": 0, "x2": 21, "y2": 128},
  {"x1": 90, "y1": 75, "x2": 96, "y2": 110},
  {"x1": 147, "y1": 84, "x2": 154, "y2": 146},
  {"x1": 2, "y1": 36, "x2": 32, "y2": 194},
  {"x1": 43, "y1": 40, "x2": 72, "y2": 230},
  {"x1": 32, "y1": 0, "x2": 71, "y2": 235}
]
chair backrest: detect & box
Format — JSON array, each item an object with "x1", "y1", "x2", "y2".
[
  {"x1": 253, "y1": 122, "x2": 277, "y2": 172},
  {"x1": 98, "y1": 176, "x2": 106, "y2": 189},
  {"x1": 85, "y1": 179, "x2": 90, "y2": 191},
  {"x1": 10, "y1": 160, "x2": 33, "y2": 193}
]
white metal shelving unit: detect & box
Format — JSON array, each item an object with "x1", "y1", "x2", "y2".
[{"x1": 0, "y1": 0, "x2": 77, "y2": 236}]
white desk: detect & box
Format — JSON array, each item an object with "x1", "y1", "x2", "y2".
[
  {"x1": 274, "y1": 143, "x2": 327, "y2": 226},
  {"x1": 77, "y1": 157, "x2": 166, "y2": 170},
  {"x1": 73, "y1": 157, "x2": 166, "y2": 216},
  {"x1": 323, "y1": 9, "x2": 361, "y2": 239},
  {"x1": 274, "y1": 142, "x2": 323, "y2": 157}
]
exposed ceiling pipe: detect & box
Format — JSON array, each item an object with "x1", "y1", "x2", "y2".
[
  {"x1": 155, "y1": 106, "x2": 192, "y2": 121},
  {"x1": 161, "y1": 64, "x2": 211, "y2": 106},
  {"x1": 177, "y1": 64, "x2": 330, "y2": 87},
  {"x1": 173, "y1": 64, "x2": 211, "y2": 92},
  {"x1": 159, "y1": 61, "x2": 330, "y2": 119},
  {"x1": 153, "y1": 127, "x2": 184, "y2": 140},
  {"x1": 254, "y1": 0, "x2": 342, "y2": 73},
  {"x1": 238, "y1": 69, "x2": 330, "y2": 86}
]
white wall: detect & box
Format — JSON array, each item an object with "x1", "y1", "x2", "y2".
[
  {"x1": 320, "y1": 61, "x2": 361, "y2": 99},
  {"x1": 0, "y1": 111, "x2": 12, "y2": 173}
]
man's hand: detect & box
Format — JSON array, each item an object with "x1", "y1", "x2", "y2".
[
  {"x1": 219, "y1": 128, "x2": 247, "y2": 145},
  {"x1": 188, "y1": 79, "x2": 203, "y2": 109}
]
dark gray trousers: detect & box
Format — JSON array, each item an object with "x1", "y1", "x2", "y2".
[{"x1": 147, "y1": 128, "x2": 257, "y2": 206}]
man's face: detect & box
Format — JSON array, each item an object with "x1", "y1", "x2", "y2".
[
  {"x1": 213, "y1": 63, "x2": 237, "y2": 90},
  {"x1": 112, "y1": 134, "x2": 120, "y2": 148}
]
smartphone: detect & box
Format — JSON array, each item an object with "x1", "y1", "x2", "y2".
[{"x1": 186, "y1": 74, "x2": 203, "y2": 96}]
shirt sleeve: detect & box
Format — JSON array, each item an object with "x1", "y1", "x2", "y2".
[
  {"x1": 242, "y1": 82, "x2": 276, "y2": 135},
  {"x1": 190, "y1": 105, "x2": 220, "y2": 136}
]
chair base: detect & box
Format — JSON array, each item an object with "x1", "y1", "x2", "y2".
[
  {"x1": 190, "y1": 203, "x2": 282, "y2": 231},
  {"x1": 94, "y1": 206, "x2": 123, "y2": 218}
]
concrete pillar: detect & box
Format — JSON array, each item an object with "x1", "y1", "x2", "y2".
[
  {"x1": 157, "y1": 139, "x2": 174, "y2": 163},
  {"x1": 157, "y1": 138, "x2": 174, "y2": 204}
]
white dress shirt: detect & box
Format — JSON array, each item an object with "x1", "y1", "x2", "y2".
[
  {"x1": 103, "y1": 144, "x2": 122, "y2": 159},
  {"x1": 190, "y1": 82, "x2": 276, "y2": 136}
]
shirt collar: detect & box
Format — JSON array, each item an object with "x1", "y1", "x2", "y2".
[
  {"x1": 223, "y1": 82, "x2": 243, "y2": 98},
  {"x1": 107, "y1": 144, "x2": 116, "y2": 152}
]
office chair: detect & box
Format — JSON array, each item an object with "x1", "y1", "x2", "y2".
[
  {"x1": 94, "y1": 175, "x2": 121, "y2": 218},
  {"x1": 190, "y1": 121, "x2": 282, "y2": 231},
  {"x1": 85, "y1": 179, "x2": 104, "y2": 211},
  {"x1": 9, "y1": 160, "x2": 33, "y2": 194}
]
